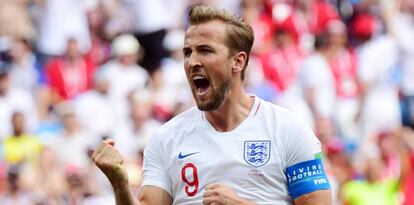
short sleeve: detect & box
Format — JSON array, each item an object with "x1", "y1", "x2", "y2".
[
  {"x1": 141, "y1": 131, "x2": 172, "y2": 196},
  {"x1": 283, "y1": 111, "x2": 322, "y2": 166},
  {"x1": 279, "y1": 109, "x2": 330, "y2": 199}
]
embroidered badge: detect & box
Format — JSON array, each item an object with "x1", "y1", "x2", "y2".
[{"x1": 244, "y1": 140, "x2": 271, "y2": 167}]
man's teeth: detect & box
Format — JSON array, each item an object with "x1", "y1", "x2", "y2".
[{"x1": 193, "y1": 76, "x2": 205, "y2": 80}]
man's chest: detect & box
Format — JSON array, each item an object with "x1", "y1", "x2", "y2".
[{"x1": 164, "y1": 132, "x2": 287, "y2": 202}]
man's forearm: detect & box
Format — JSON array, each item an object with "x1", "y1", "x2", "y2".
[{"x1": 112, "y1": 182, "x2": 139, "y2": 205}]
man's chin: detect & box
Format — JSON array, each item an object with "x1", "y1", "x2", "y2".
[
  {"x1": 196, "y1": 103, "x2": 214, "y2": 111},
  {"x1": 196, "y1": 99, "x2": 222, "y2": 112}
]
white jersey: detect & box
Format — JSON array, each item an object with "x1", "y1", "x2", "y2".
[{"x1": 142, "y1": 97, "x2": 329, "y2": 205}]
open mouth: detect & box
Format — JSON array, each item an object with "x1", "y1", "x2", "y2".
[{"x1": 193, "y1": 76, "x2": 210, "y2": 96}]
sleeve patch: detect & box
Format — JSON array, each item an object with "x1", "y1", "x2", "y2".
[{"x1": 285, "y1": 158, "x2": 330, "y2": 199}]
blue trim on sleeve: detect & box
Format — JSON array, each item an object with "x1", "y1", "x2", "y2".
[{"x1": 285, "y1": 158, "x2": 330, "y2": 199}]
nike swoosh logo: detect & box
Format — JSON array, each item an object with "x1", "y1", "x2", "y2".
[{"x1": 178, "y1": 152, "x2": 200, "y2": 159}]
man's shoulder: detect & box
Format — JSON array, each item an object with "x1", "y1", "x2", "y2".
[
  {"x1": 258, "y1": 98, "x2": 296, "y2": 119},
  {"x1": 153, "y1": 106, "x2": 200, "y2": 137},
  {"x1": 258, "y1": 98, "x2": 312, "y2": 132}
]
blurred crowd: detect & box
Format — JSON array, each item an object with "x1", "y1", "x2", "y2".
[{"x1": 0, "y1": 0, "x2": 414, "y2": 204}]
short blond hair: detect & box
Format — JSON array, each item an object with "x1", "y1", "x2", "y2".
[{"x1": 188, "y1": 5, "x2": 254, "y2": 80}]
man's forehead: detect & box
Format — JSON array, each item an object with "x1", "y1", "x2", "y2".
[
  {"x1": 184, "y1": 21, "x2": 227, "y2": 45},
  {"x1": 185, "y1": 21, "x2": 226, "y2": 37}
]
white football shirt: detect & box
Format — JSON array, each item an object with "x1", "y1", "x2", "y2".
[{"x1": 142, "y1": 96, "x2": 325, "y2": 205}]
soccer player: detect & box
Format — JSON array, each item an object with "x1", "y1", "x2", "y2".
[{"x1": 92, "y1": 5, "x2": 332, "y2": 205}]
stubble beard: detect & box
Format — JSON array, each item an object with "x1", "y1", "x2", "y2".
[{"x1": 196, "y1": 75, "x2": 232, "y2": 111}]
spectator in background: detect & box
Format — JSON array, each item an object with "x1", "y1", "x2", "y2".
[
  {"x1": 275, "y1": 0, "x2": 339, "y2": 52},
  {"x1": 85, "y1": 2, "x2": 112, "y2": 66},
  {"x1": 377, "y1": 131, "x2": 405, "y2": 179},
  {"x1": 20, "y1": 146, "x2": 67, "y2": 204},
  {"x1": 6, "y1": 37, "x2": 52, "y2": 122},
  {"x1": 341, "y1": 132, "x2": 411, "y2": 205},
  {"x1": 64, "y1": 165, "x2": 89, "y2": 204},
  {"x1": 155, "y1": 30, "x2": 193, "y2": 118},
  {"x1": 0, "y1": 0, "x2": 35, "y2": 41},
  {"x1": 256, "y1": 24, "x2": 309, "y2": 122},
  {"x1": 44, "y1": 38, "x2": 96, "y2": 102},
  {"x1": 112, "y1": 89, "x2": 161, "y2": 163},
  {"x1": 341, "y1": 149, "x2": 400, "y2": 205},
  {"x1": 400, "y1": 127, "x2": 414, "y2": 205},
  {"x1": 0, "y1": 165, "x2": 33, "y2": 205},
  {"x1": 101, "y1": 34, "x2": 150, "y2": 124},
  {"x1": 129, "y1": 0, "x2": 169, "y2": 74},
  {"x1": 0, "y1": 63, "x2": 38, "y2": 140},
  {"x1": 50, "y1": 102, "x2": 94, "y2": 172},
  {"x1": 315, "y1": 118, "x2": 353, "y2": 205},
  {"x1": 2, "y1": 112, "x2": 42, "y2": 165},
  {"x1": 324, "y1": 20, "x2": 359, "y2": 141},
  {"x1": 103, "y1": 0, "x2": 136, "y2": 39},
  {"x1": 259, "y1": 26, "x2": 304, "y2": 94},
  {"x1": 7, "y1": 37, "x2": 44, "y2": 95},
  {"x1": 0, "y1": 161, "x2": 7, "y2": 194},
  {"x1": 241, "y1": 0, "x2": 274, "y2": 53},
  {"x1": 244, "y1": 54, "x2": 278, "y2": 103},
  {"x1": 240, "y1": 0, "x2": 279, "y2": 103},
  {"x1": 390, "y1": 0, "x2": 414, "y2": 130},
  {"x1": 36, "y1": 0, "x2": 91, "y2": 58},
  {"x1": 355, "y1": 20, "x2": 401, "y2": 141},
  {"x1": 74, "y1": 68, "x2": 116, "y2": 142},
  {"x1": 297, "y1": 33, "x2": 336, "y2": 126},
  {"x1": 325, "y1": 139, "x2": 353, "y2": 205}
]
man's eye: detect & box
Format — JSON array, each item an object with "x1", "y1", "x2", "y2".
[
  {"x1": 183, "y1": 50, "x2": 191, "y2": 57},
  {"x1": 201, "y1": 49, "x2": 212, "y2": 54}
]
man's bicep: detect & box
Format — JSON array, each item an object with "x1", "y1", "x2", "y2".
[
  {"x1": 294, "y1": 189, "x2": 332, "y2": 205},
  {"x1": 139, "y1": 185, "x2": 172, "y2": 205}
]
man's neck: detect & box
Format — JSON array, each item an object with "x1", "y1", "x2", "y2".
[{"x1": 204, "y1": 88, "x2": 254, "y2": 132}]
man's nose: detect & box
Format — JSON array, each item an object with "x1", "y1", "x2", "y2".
[{"x1": 187, "y1": 53, "x2": 202, "y2": 68}]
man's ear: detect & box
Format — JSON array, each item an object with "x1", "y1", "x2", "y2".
[{"x1": 232, "y1": 51, "x2": 247, "y2": 73}]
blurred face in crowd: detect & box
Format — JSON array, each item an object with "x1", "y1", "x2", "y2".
[
  {"x1": 66, "y1": 38, "x2": 81, "y2": 60},
  {"x1": 0, "y1": 73, "x2": 10, "y2": 95},
  {"x1": 9, "y1": 38, "x2": 30, "y2": 61},
  {"x1": 184, "y1": 20, "x2": 233, "y2": 111},
  {"x1": 119, "y1": 54, "x2": 138, "y2": 66},
  {"x1": 365, "y1": 157, "x2": 384, "y2": 182},
  {"x1": 274, "y1": 31, "x2": 295, "y2": 48},
  {"x1": 62, "y1": 113, "x2": 78, "y2": 134},
  {"x1": 327, "y1": 20, "x2": 348, "y2": 48},
  {"x1": 328, "y1": 32, "x2": 347, "y2": 48},
  {"x1": 95, "y1": 78, "x2": 110, "y2": 95},
  {"x1": 12, "y1": 112, "x2": 25, "y2": 136},
  {"x1": 378, "y1": 132, "x2": 398, "y2": 157},
  {"x1": 131, "y1": 99, "x2": 153, "y2": 126}
]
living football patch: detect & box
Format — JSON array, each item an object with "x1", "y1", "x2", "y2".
[{"x1": 285, "y1": 158, "x2": 330, "y2": 199}]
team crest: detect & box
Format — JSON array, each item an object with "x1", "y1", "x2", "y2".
[{"x1": 244, "y1": 140, "x2": 271, "y2": 167}]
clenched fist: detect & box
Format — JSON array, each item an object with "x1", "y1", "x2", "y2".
[
  {"x1": 92, "y1": 139, "x2": 129, "y2": 187},
  {"x1": 203, "y1": 183, "x2": 256, "y2": 205}
]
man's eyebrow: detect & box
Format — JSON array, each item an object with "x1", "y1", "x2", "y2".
[
  {"x1": 183, "y1": 44, "x2": 213, "y2": 51},
  {"x1": 196, "y1": 44, "x2": 213, "y2": 49}
]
